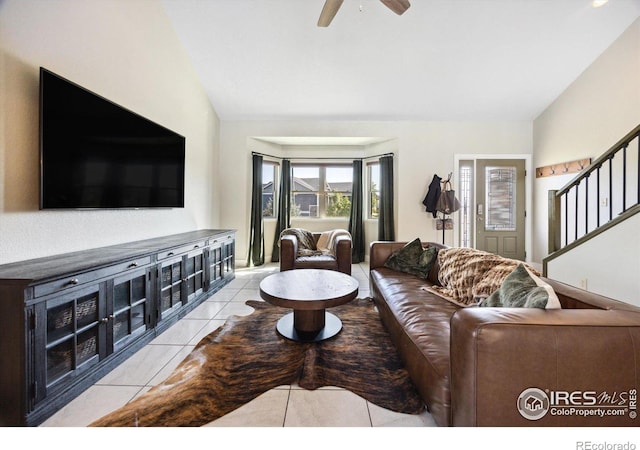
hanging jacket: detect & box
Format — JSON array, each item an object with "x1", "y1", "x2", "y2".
[{"x1": 422, "y1": 174, "x2": 442, "y2": 218}]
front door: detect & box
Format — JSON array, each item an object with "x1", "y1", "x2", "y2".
[{"x1": 475, "y1": 159, "x2": 526, "y2": 260}]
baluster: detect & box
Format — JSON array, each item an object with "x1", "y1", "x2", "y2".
[
  {"x1": 584, "y1": 173, "x2": 589, "y2": 235},
  {"x1": 596, "y1": 165, "x2": 601, "y2": 228},
  {"x1": 564, "y1": 191, "x2": 568, "y2": 247},
  {"x1": 575, "y1": 183, "x2": 579, "y2": 242},
  {"x1": 609, "y1": 154, "x2": 614, "y2": 222},
  {"x1": 622, "y1": 144, "x2": 627, "y2": 212}
]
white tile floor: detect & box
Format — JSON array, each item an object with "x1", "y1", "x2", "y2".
[{"x1": 40, "y1": 262, "x2": 436, "y2": 428}]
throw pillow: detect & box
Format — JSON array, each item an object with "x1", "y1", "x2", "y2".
[
  {"x1": 480, "y1": 263, "x2": 562, "y2": 309},
  {"x1": 384, "y1": 238, "x2": 438, "y2": 279},
  {"x1": 473, "y1": 260, "x2": 540, "y2": 299}
]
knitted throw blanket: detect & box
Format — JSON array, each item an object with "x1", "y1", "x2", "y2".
[
  {"x1": 279, "y1": 228, "x2": 323, "y2": 256},
  {"x1": 316, "y1": 229, "x2": 350, "y2": 254},
  {"x1": 428, "y1": 247, "x2": 540, "y2": 306}
]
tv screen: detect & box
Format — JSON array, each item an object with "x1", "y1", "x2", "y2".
[{"x1": 40, "y1": 68, "x2": 185, "y2": 209}]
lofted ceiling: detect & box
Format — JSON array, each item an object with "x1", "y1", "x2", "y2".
[{"x1": 161, "y1": 0, "x2": 640, "y2": 122}]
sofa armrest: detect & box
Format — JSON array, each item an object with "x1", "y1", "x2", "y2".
[
  {"x1": 450, "y1": 307, "x2": 640, "y2": 426},
  {"x1": 279, "y1": 234, "x2": 298, "y2": 271},
  {"x1": 334, "y1": 235, "x2": 352, "y2": 275}
]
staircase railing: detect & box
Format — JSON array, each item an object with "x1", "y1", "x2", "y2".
[{"x1": 547, "y1": 123, "x2": 640, "y2": 259}]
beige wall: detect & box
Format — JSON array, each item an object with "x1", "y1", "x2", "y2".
[
  {"x1": 546, "y1": 213, "x2": 640, "y2": 306},
  {"x1": 219, "y1": 120, "x2": 532, "y2": 264},
  {"x1": 0, "y1": 0, "x2": 220, "y2": 264},
  {"x1": 532, "y1": 18, "x2": 640, "y2": 264},
  {"x1": 532, "y1": 19, "x2": 640, "y2": 303}
]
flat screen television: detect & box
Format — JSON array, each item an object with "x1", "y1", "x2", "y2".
[{"x1": 39, "y1": 68, "x2": 185, "y2": 209}]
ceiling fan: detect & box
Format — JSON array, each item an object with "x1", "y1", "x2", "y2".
[{"x1": 318, "y1": 0, "x2": 411, "y2": 27}]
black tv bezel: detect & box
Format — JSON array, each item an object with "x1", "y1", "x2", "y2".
[{"x1": 39, "y1": 67, "x2": 186, "y2": 210}]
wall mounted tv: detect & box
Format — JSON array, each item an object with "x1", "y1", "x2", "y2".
[{"x1": 39, "y1": 68, "x2": 186, "y2": 209}]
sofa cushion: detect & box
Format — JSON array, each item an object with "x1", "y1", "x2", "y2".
[
  {"x1": 384, "y1": 238, "x2": 438, "y2": 279},
  {"x1": 481, "y1": 263, "x2": 562, "y2": 309},
  {"x1": 370, "y1": 268, "x2": 456, "y2": 426}
]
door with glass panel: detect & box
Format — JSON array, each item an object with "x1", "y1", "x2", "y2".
[{"x1": 475, "y1": 159, "x2": 526, "y2": 260}]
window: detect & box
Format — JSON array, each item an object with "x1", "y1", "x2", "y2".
[
  {"x1": 485, "y1": 166, "x2": 517, "y2": 231},
  {"x1": 291, "y1": 164, "x2": 353, "y2": 218},
  {"x1": 262, "y1": 161, "x2": 277, "y2": 218},
  {"x1": 459, "y1": 163, "x2": 473, "y2": 247},
  {"x1": 368, "y1": 162, "x2": 380, "y2": 219}
]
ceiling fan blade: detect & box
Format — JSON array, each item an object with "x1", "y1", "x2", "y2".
[
  {"x1": 318, "y1": 0, "x2": 344, "y2": 27},
  {"x1": 380, "y1": 0, "x2": 411, "y2": 15}
]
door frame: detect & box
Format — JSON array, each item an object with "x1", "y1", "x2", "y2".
[{"x1": 453, "y1": 154, "x2": 533, "y2": 262}]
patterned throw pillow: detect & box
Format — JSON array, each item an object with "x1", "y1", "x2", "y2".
[
  {"x1": 384, "y1": 238, "x2": 438, "y2": 279},
  {"x1": 480, "y1": 263, "x2": 561, "y2": 309}
]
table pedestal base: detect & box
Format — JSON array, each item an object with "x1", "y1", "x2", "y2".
[{"x1": 276, "y1": 310, "x2": 342, "y2": 342}]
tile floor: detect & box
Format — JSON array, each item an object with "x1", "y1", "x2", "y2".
[{"x1": 40, "y1": 262, "x2": 436, "y2": 428}]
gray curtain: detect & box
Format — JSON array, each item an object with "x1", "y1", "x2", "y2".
[
  {"x1": 378, "y1": 155, "x2": 396, "y2": 241},
  {"x1": 271, "y1": 159, "x2": 291, "y2": 262},
  {"x1": 247, "y1": 154, "x2": 264, "y2": 266},
  {"x1": 348, "y1": 160, "x2": 365, "y2": 263}
]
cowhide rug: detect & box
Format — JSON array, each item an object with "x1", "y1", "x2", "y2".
[{"x1": 90, "y1": 298, "x2": 424, "y2": 427}]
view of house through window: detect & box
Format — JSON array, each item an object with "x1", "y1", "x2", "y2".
[
  {"x1": 261, "y1": 161, "x2": 277, "y2": 218},
  {"x1": 291, "y1": 164, "x2": 353, "y2": 218},
  {"x1": 261, "y1": 160, "x2": 385, "y2": 220}
]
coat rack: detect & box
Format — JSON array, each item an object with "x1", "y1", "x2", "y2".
[
  {"x1": 437, "y1": 172, "x2": 457, "y2": 245},
  {"x1": 423, "y1": 172, "x2": 460, "y2": 245}
]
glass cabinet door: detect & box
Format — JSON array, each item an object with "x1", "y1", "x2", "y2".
[
  {"x1": 185, "y1": 249, "x2": 205, "y2": 302},
  {"x1": 45, "y1": 287, "x2": 102, "y2": 387},
  {"x1": 208, "y1": 243, "x2": 223, "y2": 286},
  {"x1": 160, "y1": 258, "x2": 184, "y2": 317},
  {"x1": 222, "y1": 239, "x2": 235, "y2": 278},
  {"x1": 112, "y1": 269, "x2": 150, "y2": 351}
]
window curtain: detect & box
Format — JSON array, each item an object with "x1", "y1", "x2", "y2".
[
  {"x1": 271, "y1": 159, "x2": 291, "y2": 262},
  {"x1": 247, "y1": 154, "x2": 264, "y2": 266},
  {"x1": 348, "y1": 160, "x2": 365, "y2": 263},
  {"x1": 378, "y1": 155, "x2": 396, "y2": 241}
]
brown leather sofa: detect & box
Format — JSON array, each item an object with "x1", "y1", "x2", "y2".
[
  {"x1": 370, "y1": 241, "x2": 640, "y2": 427},
  {"x1": 280, "y1": 232, "x2": 352, "y2": 275}
]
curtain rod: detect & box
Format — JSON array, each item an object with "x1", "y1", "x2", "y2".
[{"x1": 251, "y1": 151, "x2": 393, "y2": 161}]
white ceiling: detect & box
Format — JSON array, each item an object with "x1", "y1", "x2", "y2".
[{"x1": 162, "y1": 0, "x2": 640, "y2": 122}]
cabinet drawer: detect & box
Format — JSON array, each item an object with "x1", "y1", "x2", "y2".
[
  {"x1": 209, "y1": 234, "x2": 234, "y2": 245},
  {"x1": 34, "y1": 256, "x2": 152, "y2": 298},
  {"x1": 156, "y1": 241, "x2": 206, "y2": 260}
]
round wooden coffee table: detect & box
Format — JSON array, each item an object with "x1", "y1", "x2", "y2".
[{"x1": 259, "y1": 269, "x2": 359, "y2": 342}]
